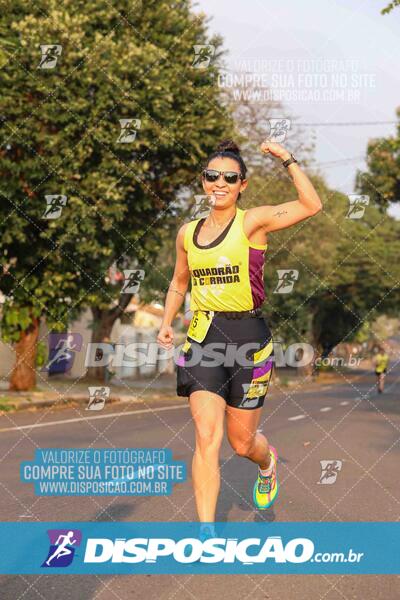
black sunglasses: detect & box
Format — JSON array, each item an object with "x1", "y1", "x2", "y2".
[{"x1": 202, "y1": 169, "x2": 244, "y2": 185}]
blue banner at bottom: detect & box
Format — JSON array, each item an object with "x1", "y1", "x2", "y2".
[{"x1": 0, "y1": 522, "x2": 398, "y2": 574}]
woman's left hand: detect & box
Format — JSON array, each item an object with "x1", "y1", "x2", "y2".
[{"x1": 260, "y1": 141, "x2": 290, "y2": 161}]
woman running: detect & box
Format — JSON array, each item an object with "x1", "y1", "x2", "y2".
[{"x1": 157, "y1": 139, "x2": 322, "y2": 533}]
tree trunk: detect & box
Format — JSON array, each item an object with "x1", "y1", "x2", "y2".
[
  {"x1": 88, "y1": 309, "x2": 116, "y2": 382},
  {"x1": 300, "y1": 308, "x2": 320, "y2": 379},
  {"x1": 9, "y1": 316, "x2": 40, "y2": 391},
  {"x1": 87, "y1": 294, "x2": 133, "y2": 382}
]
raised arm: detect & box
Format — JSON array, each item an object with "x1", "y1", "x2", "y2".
[
  {"x1": 246, "y1": 142, "x2": 323, "y2": 234},
  {"x1": 157, "y1": 224, "x2": 190, "y2": 349}
]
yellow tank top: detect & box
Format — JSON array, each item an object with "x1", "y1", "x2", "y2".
[
  {"x1": 184, "y1": 207, "x2": 267, "y2": 312},
  {"x1": 375, "y1": 353, "x2": 389, "y2": 373}
]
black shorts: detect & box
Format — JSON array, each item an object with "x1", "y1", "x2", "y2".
[
  {"x1": 176, "y1": 314, "x2": 274, "y2": 410},
  {"x1": 375, "y1": 369, "x2": 387, "y2": 376}
]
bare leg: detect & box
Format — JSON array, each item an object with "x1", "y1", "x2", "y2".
[
  {"x1": 189, "y1": 390, "x2": 225, "y2": 522},
  {"x1": 226, "y1": 405, "x2": 271, "y2": 469}
]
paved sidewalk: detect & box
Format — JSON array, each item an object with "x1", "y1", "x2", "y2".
[{"x1": 0, "y1": 373, "x2": 179, "y2": 412}]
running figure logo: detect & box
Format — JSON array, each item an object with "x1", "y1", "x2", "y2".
[
  {"x1": 192, "y1": 195, "x2": 212, "y2": 220},
  {"x1": 317, "y1": 460, "x2": 343, "y2": 484},
  {"x1": 42, "y1": 195, "x2": 67, "y2": 219},
  {"x1": 117, "y1": 118, "x2": 141, "y2": 143},
  {"x1": 122, "y1": 269, "x2": 145, "y2": 294},
  {"x1": 239, "y1": 382, "x2": 268, "y2": 408},
  {"x1": 273, "y1": 269, "x2": 299, "y2": 294},
  {"x1": 346, "y1": 194, "x2": 369, "y2": 219},
  {"x1": 192, "y1": 45, "x2": 215, "y2": 69},
  {"x1": 43, "y1": 333, "x2": 82, "y2": 373},
  {"x1": 38, "y1": 45, "x2": 62, "y2": 69},
  {"x1": 87, "y1": 386, "x2": 110, "y2": 411},
  {"x1": 265, "y1": 118, "x2": 291, "y2": 143},
  {"x1": 41, "y1": 529, "x2": 82, "y2": 568}
]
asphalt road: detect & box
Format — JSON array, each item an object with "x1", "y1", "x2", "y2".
[{"x1": 0, "y1": 366, "x2": 399, "y2": 599}]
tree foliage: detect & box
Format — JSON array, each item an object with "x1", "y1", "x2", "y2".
[
  {"x1": 381, "y1": 0, "x2": 400, "y2": 15},
  {"x1": 0, "y1": 0, "x2": 233, "y2": 386},
  {"x1": 246, "y1": 168, "x2": 400, "y2": 354},
  {"x1": 355, "y1": 107, "x2": 400, "y2": 209}
]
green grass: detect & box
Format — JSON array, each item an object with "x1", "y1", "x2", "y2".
[{"x1": 0, "y1": 397, "x2": 15, "y2": 411}]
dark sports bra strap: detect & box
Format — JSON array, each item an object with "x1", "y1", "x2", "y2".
[{"x1": 193, "y1": 211, "x2": 237, "y2": 249}]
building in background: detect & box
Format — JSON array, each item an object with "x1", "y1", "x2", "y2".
[{"x1": 0, "y1": 296, "x2": 186, "y2": 383}]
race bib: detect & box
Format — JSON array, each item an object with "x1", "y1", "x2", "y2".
[{"x1": 187, "y1": 310, "x2": 214, "y2": 343}]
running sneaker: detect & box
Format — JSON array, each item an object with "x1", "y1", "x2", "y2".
[{"x1": 253, "y1": 445, "x2": 279, "y2": 510}]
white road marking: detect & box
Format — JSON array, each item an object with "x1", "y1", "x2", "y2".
[
  {"x1": 288, "y1": 415, "x2": 306, "y2": 421},
  {"x1": 0, "y1": 404, "x2": 188, "y2": 433},
  {"x1": 320, "y1": 407, "x2": 332, "y2": 412},
  {"x1": 340, "y1": 401, "x2": 349, "y2": 406}
]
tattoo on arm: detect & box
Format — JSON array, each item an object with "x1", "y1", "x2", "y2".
[
  {"x1": 273, "y1": 210, "x2": 288, "y2": 218},
  {"x1": 169, "y1": 287, "x2": 185, "y2": 298}
]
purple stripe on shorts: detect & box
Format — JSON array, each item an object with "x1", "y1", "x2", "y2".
[
  {"x1": 248, "y1": 247, "x2": 266, "y2": 308},
  {"x1": 253, "y1": 359, "x2": 273, "y2": 380},
  {"x1": 176, "y1": 354, "x2": 185, "y2": 367}
]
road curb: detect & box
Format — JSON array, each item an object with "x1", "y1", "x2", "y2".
[
  {"x1": 0, "y1": 394, "x2": 167, "y2": 413},
  {"x1": 0, "y1": 369, "x2": 369, "y2": 413}
]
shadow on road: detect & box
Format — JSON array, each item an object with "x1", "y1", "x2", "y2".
[{"x1": 215, "y1": 453, "x2": 290, "y2": 523}]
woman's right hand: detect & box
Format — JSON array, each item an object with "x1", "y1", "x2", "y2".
[{"x1": 157, "y1": 324, "x2": 174, "y2": 350}]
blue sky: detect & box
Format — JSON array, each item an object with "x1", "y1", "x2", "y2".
[{"x1": 193, "y1": 0, "x2": 400, "y2": 214}]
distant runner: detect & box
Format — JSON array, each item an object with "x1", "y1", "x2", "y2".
[{"x1": 374, "y1": 348, "x2": 389, "y2": 394}]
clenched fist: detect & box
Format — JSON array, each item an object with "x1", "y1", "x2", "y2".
[
  {"x1": 260, "y1": 141, "x2": 290, "y2": 161},
  {"x1": 157, "y1": 324, "x2": 174, "y2": 350}
]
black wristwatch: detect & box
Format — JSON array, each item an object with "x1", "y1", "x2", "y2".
[{"x1": 282, "y1": 153, "x2": 298, "y2": 168}]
